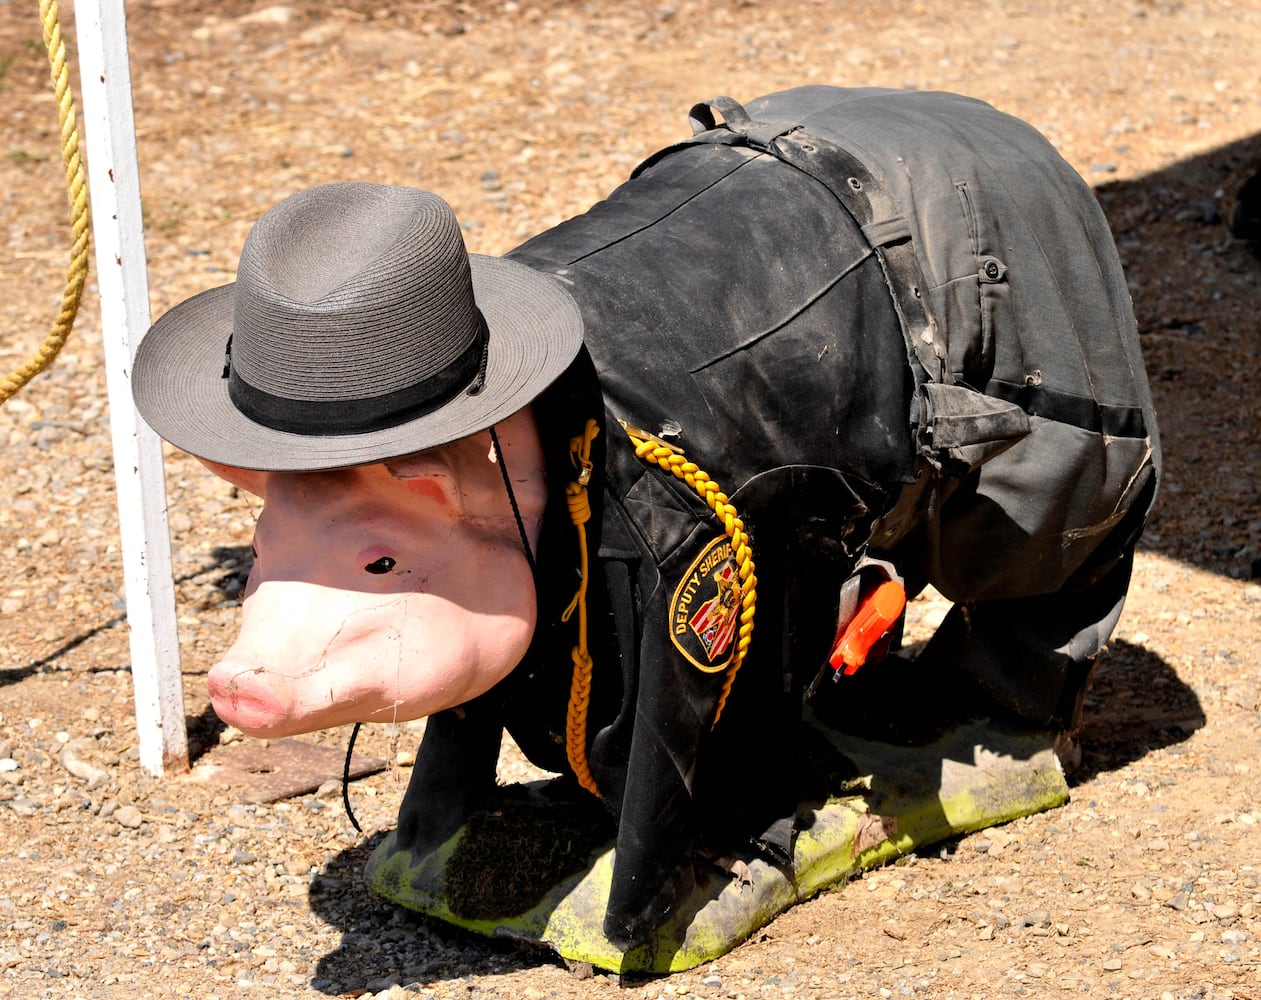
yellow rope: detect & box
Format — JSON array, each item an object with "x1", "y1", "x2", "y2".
[
  {"x1": 619, "y1": 420, "x2": 758, "y2": 729},
  {"x1": 562, "y1": 419, "x2": 601, "y2": 796},
  {"x1": 560, "y1": 417, "x2": 759, "y2": 793},
  {"x1": 2, "y1": 0, "x2": 91, "y2": 405}
]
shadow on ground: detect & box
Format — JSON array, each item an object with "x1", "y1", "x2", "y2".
[
  {"x1": 1072, "y1": 639, "x2": 1207, "y2": 785},
  {"x1": 1095, "y1": 131, "x2": 1261, "y2": 581},
  {"x1": 308, "y1": 833, "x2": 567, "y2": 995},
  {"x1": 0, "y1": 615, "x2": 126, "y2": 685},
  {"x1": 0, "y1": 545, "x2": 239, "y2": 761}
]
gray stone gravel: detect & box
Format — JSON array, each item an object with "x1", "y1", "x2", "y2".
[{"x1": 3, "y1": 1, "x2": 1261, "y2": 999}]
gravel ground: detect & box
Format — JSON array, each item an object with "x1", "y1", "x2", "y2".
[{"x1": 2, "y1": 1, "x2": 1260, "y2": 998}]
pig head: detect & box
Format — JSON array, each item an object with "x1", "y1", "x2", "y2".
[{"x1": 201, "y1": 407, "x2": 547, "y2": 738}]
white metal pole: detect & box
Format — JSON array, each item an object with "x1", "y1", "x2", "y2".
[{"x1": 73, "y1": 0, "x2": 188, "y2": 776}]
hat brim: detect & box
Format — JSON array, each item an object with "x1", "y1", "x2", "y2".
[{"x1": 132, "y1": 256, "x2": 584, "y2": 471}]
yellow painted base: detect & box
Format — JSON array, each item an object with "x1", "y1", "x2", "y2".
[{"x1": 365, "y1": 719, "x2": 1068, "y2": 974}]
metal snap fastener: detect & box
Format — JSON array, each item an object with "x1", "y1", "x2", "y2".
[{"x1": 978, "y1": 256, "x2": 1007, "y2": 283}]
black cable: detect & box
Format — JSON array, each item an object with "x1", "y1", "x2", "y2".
[
  {"x1": 340, "y1": 424, "x2": 535, "y2": 833},
  {"x1": 488, "y1": 424, "x2": 538, "y2": 576},
  {"x1": 342, "y1": 721, "x2": 363, "y2": 832}
]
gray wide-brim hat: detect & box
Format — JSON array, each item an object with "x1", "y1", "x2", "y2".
[{"x1": 132, "y1": 182, "x2": 584, "y2": 471}]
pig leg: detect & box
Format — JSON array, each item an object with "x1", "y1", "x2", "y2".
[
  {"x1": 921, "y1": 554, "x2": 1132, "y2": 730},
  {"x1": 395, "y1": 700, "x2": 503, "y2": 854},
  {"x1": 919, "y1": 487, "x2": 1151, "y2": 733}
]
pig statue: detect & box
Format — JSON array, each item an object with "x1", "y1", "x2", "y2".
[{"x1": 132, "y1": 87, "x2": 1159, "y2": 950}]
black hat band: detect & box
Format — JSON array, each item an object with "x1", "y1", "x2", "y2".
[{"x1": 225, "y1": 319, "x2": 488, "y2": 437}]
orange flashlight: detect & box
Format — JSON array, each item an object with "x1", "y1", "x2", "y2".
[{"x1": 828, "y1": 580, "x2": 906, "y2": 676}]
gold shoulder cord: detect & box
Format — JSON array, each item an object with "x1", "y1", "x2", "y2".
[
  {"x1": 560, "y1": 417, "x2": 759, "y2": 797},
  {"x1": 617, "y1": 421, "x2": 757, "y2": 730},
  {"x1": 561, "y1": 419, "x2": 602, "y2": 795}
]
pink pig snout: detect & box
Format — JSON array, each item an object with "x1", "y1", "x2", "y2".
[{"x1": 206, "y1": 581, "x2": 476, "y2": 737}]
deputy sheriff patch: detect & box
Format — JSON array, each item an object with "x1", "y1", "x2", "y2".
[{"x1": 669, "y1": 536, "x2": 741, "y2": 673}]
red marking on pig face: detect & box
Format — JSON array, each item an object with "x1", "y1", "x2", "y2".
[{"x1": 385, "y1": 451, "x2": 462, "y2": 509}]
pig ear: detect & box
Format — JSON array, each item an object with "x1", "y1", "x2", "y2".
[
  {"x1": 383, "y1": 448, "x2": 460, "y2": 481},
  {"x1": 196, "y1": 458, "x2": 268, "y2": 497},
  {"x1": 383, "y1": 453, "x2": 428, "y2": 479}
]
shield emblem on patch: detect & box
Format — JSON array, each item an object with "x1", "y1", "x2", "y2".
[{"x1": 669, "y1": 536, "x2": 741, "y2": 673}]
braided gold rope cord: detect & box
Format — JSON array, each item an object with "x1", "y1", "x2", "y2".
[
  {"x1": 2, "y1": 0, "x2": 91, "y2": 405},
  {"x1": 620, "y1": 422, "x2": 758, "y2": 729},
  {"x1": 562, "y1": 419, "x2": 601, "y2": 796}
]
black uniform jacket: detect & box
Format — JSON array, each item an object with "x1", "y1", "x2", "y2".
[{"x1": 402, "y1": 87, "x2": 1160, "y2": 948}]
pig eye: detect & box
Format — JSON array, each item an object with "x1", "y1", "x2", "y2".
[{"x1": 364, "y1": 556, "x2": 396, "y2": 575}]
